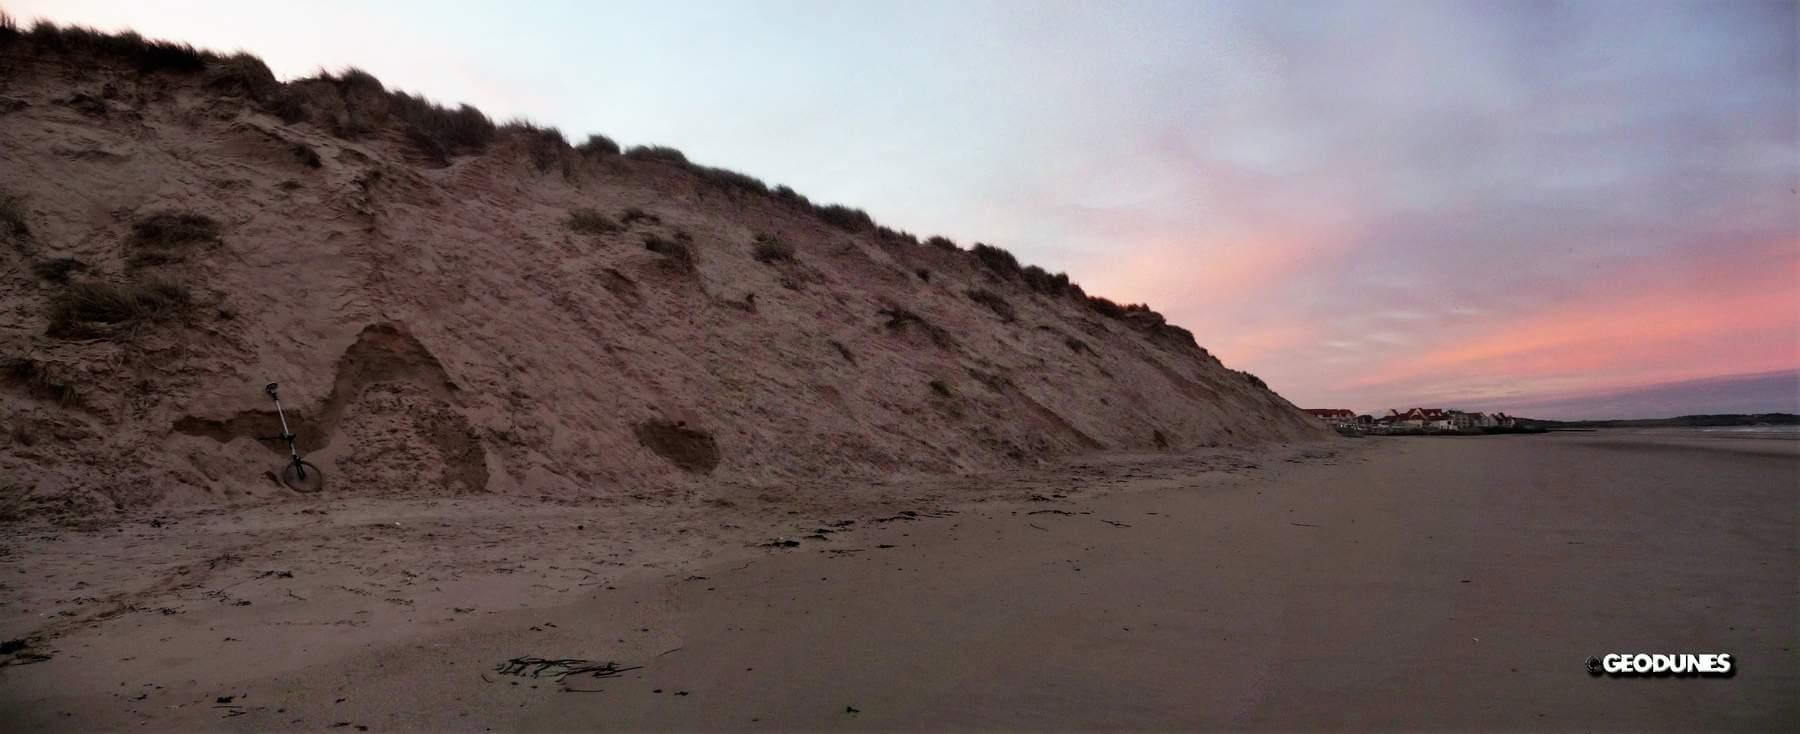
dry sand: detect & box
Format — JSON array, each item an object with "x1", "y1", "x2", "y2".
[{"x1": 3, "y1": 432, "x2": 1794, "y2": 731}]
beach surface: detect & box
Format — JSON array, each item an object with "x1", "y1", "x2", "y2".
[{"x1": 2, "y1": 433, "x2": 1795, "y2": 730}]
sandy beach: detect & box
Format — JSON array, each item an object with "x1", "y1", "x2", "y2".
[
  {"x1": 1, "y1": 11, "x2": 1793, "y2": 733},
  {"x1": 1, "y1": 432, "x2": 1793, "y2": 731}
]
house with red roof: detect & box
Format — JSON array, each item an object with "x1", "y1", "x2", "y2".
[{"x1": 1382, "y1": 408, "x2": 1455, "y2": 430}]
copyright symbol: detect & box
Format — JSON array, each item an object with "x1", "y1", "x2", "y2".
[{"x1": 1585, "y1": 656, "x2": 1603, "y2": 675}]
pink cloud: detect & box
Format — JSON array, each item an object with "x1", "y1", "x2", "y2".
[{"x1": 1341, "y1": 237, "x2": 1799, "y2": 400}]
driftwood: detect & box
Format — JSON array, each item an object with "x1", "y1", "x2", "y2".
[
  {"x1": 494, "y1": 657, "x2": 642, "y2": 681},
  {"x1": 873, "y1": 509, "x2": 957, "y2": 523}
]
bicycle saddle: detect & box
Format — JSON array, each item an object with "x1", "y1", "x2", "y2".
[{"x1": 264, "y1": 382, "x2": 280, "y2": 398}]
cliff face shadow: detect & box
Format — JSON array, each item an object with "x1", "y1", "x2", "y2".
[{"x1": 173, "y1": 322, "x2": 488, "y2": 492}]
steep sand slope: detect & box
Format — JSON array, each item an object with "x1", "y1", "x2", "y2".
[{"x1": 0, "y1": 26, "x2": 1328, "y2": 521}]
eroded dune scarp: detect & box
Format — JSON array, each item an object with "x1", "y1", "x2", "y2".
[
  {"x1": 171, "y1": 322, "x2": 487, "y2": 492},
  {"x1": 0, "y1": 27, "x2": 1329, "y2": 522}
]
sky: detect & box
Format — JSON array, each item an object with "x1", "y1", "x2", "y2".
[{"x1": 12, "y1": 0, "x2": 1797, "y2": 419}]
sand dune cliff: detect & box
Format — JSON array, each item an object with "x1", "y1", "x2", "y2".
[{"x1": 0, "y1": 23, "x2": 1328, "y2": 522}]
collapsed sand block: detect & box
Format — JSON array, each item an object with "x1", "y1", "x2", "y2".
[{"x1": 172, "y1": 322, "x2": 488, "y2": 494}]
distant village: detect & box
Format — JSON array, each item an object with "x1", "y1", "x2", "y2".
[{"x1": 1302, "y1": 407, "x2": 1533, "y2": 435}]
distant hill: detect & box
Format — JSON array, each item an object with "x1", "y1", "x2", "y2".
[
  {"x1": 0, "y1": 19, "x2": 1329, "y2": 522},
  {"x1": 1516, "y1": 414, "x2": 1800, "y2": 429}
]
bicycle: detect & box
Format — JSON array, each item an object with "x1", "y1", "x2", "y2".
[{"x1": 257, "y1": 382, "x2": 325, "y2": 493}]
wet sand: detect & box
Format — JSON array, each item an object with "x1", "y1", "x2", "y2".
[{"x1": 3, "y1": 434, "x2": 1795, "y2": 730}]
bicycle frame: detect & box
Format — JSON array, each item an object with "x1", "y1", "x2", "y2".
[
  {"x1": 272, "y1": 393, "x2": 298, "y2": 460},
  {"x1": 261, "y1": 382, "x2": 322, "y2": 491},
  {"x1": 264, "y1": 383, "x2": 301, "y2": 463}
]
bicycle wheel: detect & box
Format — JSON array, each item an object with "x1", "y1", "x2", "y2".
[{"x1": 280, "y1": 459, "x2": 325, "y2": 493}]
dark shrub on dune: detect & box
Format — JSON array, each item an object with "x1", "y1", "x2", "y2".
[
  {"x1": 567, "y1": 208, "x2": 621, "y2": 236},
  {"x1": 577, "y1": 134, "x2": 621, "y2": 156},
  {"x1": 1120, "y1": 303, "x2": 1164, "y2": 327},
  {"x1": 643, "y1": 234, "x2": 694, "y2": 271},
  {"x1": 752, "y1": 233, "x2": 794, "y2": 264},
  {"x1": 392, "y1": 94, "x2": 495, "y2": 154},
  {"x1": 274, "y1": 68, "x2": 495, "y2": 154},
  {"x1": 8, "y1": 19, "x2": 507, "y2": 158},
  {"x1": 1020, "y1": 265, "x2": 1071, "y2": 296},
  {"x1": 875, "y1": 226, "x2": 919, "y2": 247},
  {"x1": 268, "y1": 91, "x2": 310, "y2": 124},
  {"x1": 32, "y1": 258, "x2": 87, "y2": 284},
  {"x1": 966, "y1": 289, "x2": 1017, "y2": 322},
  {"x1": 1087, "y1": 295, "x2": 1126, "y2": 319},
  {"x1": 206, "y1": 52, "x2": 280, "y2": 101},
  {"x1": 333, "y1": 67, "x2": 385, "y2": 94},
  {"x1": 971, "y1": 242, "x2": 1023, "y2": 278},
  {"x1": 619, "y1": 207, "x2": 661, "y2": 226},
  {"x1": 130, "y1": 211, "x2": 220, "y2": 250},
  {"x1": 503, "y1": 120, "x2": 571, "y2": 172},
  {"x1": 404, "y1": 126, "x2": 450, "y2": 164},
  {"x1": 773, "y1": 185, "x2": 811, "y2": 208},
  {"x1": 19, "y1": 19, "x2": 211, "y2": 73},
  {"x1": 625, "y1": 145, "x2": 690, "y2": 165},
  {"x1": 1156, "y1": 323, "x2": 1199, "y2": 348},
  {"x1": 49, "y1": 279, "x2": 193, "y2": 337},
  {"x1": 131, "y1": 38, "x2": 208, "y2": 73},
  {"x1": 699, "y1": 166, "x2": 770, "y2": 197},
  {"x1": 125, "y1": 211, "x2": 220, "y2": 268},
  {"x1": 814, "y1": 204, "x2": 874, "y2": 232}
]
